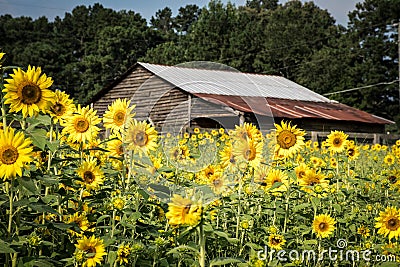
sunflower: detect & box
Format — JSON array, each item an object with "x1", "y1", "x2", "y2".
[
  {"x1": 274, "y1": 121, "x2": 305, "y2": 159},
  {"x1": 3, "y1": 65, "x2": 55, "y2": 118},
  {"x1": 117, "y1": 243, "x2": 132, "y2": 265},
  {"x1": 106, "y1": 135, "x2": 124, "y2": 158},
  {"x1": 103, "y1": 98, "x2": 135, "y2": 134},
  {"x1": 0, "y1": 127, "x2": 33, "y2": 180},
  {"x1": 166, "y1": 194, "x2": 202, "y2": 226},
  {"x1": 219, "y1": 143, "x2": 237, "y2": 170},
  {"x1": 294, "y1": 163, "x2": 309, "y2": 180},
  {"x1": 264, "y1": 169, "x2": 289, "y2": 194},
  {"x1": 384, "y1": 154, "x2": 396, "y2": 166},
  {"x1": 49, "y1": 90, "x2": 75, "y2": 124},
  {"x1": 233, "y1": 138, "x2": 264, "y2": 168},
  {"x1": 375, "y1": 207, "x2": 400, "y2": 240},
  {"x1": 197, "y1": 164, "x2": 223, "y2": 184},
  {"x1": 123, "y1": 119, "x2": 158, "y2": 157},
  {"x1": 268, "y1": 234, "x2": 286, "y2": 250},
  {"x1": 170, "y1": 145, "x2": 190, "y2": 162},
  {"x1": 312, "y1": 214, "x2": 336, "y2": 238},
  {"x1": 208, "y1": 174, "x2": 229, "y2": 195},
  {"x1": 76, "y1": 158, "x2": 104, "y2": 191},
  {"x1": 67, "y1": 212, "x2": 91, "y2": 237},
  {"x1": 357, "y1": 225, "x2": 370, "y2": 238},
  {"x1": 298, "y1": 169, "x2": 328, "y2": 195},
  {"x1": 62, "y1": 105, "x2": 101, "y2": 144},
  {"x1": 75, "y1": 235, "x2": 107, "y2": 267},
  {"x1": 0, "y1": 52, "x2": 5, "y2": 68},
  {"x1": 346, "y1": 143, "x2": 360, "y2": 161},
  {"x1": 254, "y1": 165, "x2": 269, "y2": 186},
  {"x1": 325, "y1": 130, "x2": 348, "y2": 153},
  {"x1": 232, "y1": 122, "x2": 262, "y2": 141},
  {"x1": 310, "y1": 156, "x2": 324, "y2": 168}
]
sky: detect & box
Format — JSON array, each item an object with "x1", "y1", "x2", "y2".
[{"x1": 0, "y1": 0, "x2": 362, "y2": 26}]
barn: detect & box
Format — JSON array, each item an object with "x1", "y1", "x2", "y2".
[{"x1": 90, "y1": 62, "x2": 395, "y2": 143}]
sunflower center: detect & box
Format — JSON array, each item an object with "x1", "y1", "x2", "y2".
[
  {"x1": 116, "y1": 144, "x2": 124, "y2": 155},
  {"x1": 272, "y1": 178, "x2": 281, "y2": 185},
  {"x1": 52, "y1": 103, "x2": 66, "y2": 116},
  {"x1": 245, "y1": 146, "x2": 256, "y2": 161},
  {"x1": 388, "y1": 176, "x2": 397, "y2": 184},
  {"x1": 298, "y1": 171, "x2": 306, "y2": 179},
  {"x1": 271, "y1": 237, "x2": 281, "y2": 246},
  {"x1": 83, "y1": 171, "x2": 95, "y2": 184},
  {"x1": 347, "y1": 148, "x2": 355, "y2": 157},
  {"x1": 0, "y1": 145, "x2": 19, "y2": 165},
  {"x1": 133, "y1": 130, "x2": 148, "y2": 147},
  {"x1": 85, "y1": 247, "x2": 96, "y2": 258},
  {"x1": 333, "y1": 138, "x2": 342, "y2": 146},
  {"x1": 319, "y1": 222, "x2": 327, "y2": 231},
  {"x1": 74, "y1": 118, "x2": 89, "y2": 133},
  {"x1": 213, "y1": 178, "x2": 222, "y2": 187},
  {"x1": 387, "y1": 217, "x2": 400, "y2": 230},
  {"x1": 277, "y1": 130, "x2": 296, "y2": 149},
  {"x1": 113, "y1": 110, "x2": 126, "y2": 126},
  {"x1": 183, "y1": 204, "x2": 191, "y2": 214},
  {"x1": 21, "y1": 84, "x2": 42, "y2": 104}
]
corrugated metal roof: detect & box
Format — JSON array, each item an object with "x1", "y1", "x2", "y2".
[
  {"x1": 193, "y1": 94, "x2": 394, "y2": 125},
  {"x1": 138, "y1": 62, "x2": 331, "y2": 102}
]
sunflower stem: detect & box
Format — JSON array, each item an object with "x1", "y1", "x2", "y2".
[
  {"x1": 7, "y1": 180, "x2": 18, "y2": 267},
  {"x1": 283, "y1": 185, "x2": 291, "y2": 234},
  {"x1": 1, "y1": 106, "x2": 6, "y2": 128},
  {"x1": 199, "y1": 223, "x2": 206, "y2": 267},
  {"x1": 235, "y1": 175, "x2": 242, "y2": 239},
  {"x1": 111, "y1": 210, "x2": 116, "y2": 238}
]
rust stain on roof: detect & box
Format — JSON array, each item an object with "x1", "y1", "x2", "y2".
[{"x1": 193, "y1": 94, "x2": 393, "y2": 125}]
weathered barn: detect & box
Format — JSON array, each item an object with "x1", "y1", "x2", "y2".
[{"x1": 91, "y1": 62, "x2": 394, "y2": 142}]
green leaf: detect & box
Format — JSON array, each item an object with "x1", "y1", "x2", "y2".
[
  {"x1": 27, "y1": 128, "x2": 48, "y2": 150},
  {"x1": 29, "y1": 202, "x2": 60, "y2": 215},
  {"x1": 26, "y1": 114, "x2": 51, "y2": 127},
  {"x1": 268, "y1": 182, "x2": 283, "y2": 191},
  {"x1": 210, "y1": 257, "x2": 243, "y2": 266},
  {"x1": 332, "y1": 204, "x2": 342, "y2": 213},
  {"x1": 214, "y1": 231, "x2": 239, "y2": 244},
  {"x1": 47, "y1": 140, "x2": 60, "y2": 152},
  {"x1": 303, "y1": 239, "x2": 318, "y2": 246},
  {"x1": 51, "y1": 222, "x2": 73, "y2": 230},
  {"x1": 293, "y1": 203, "x2": 310, "y2": 212},
  {"x1": 96, "y1": 215, "x2": 110, "y2": 224},
  {"x1": 19, "y1": 177, "x2": 39, "y2": 194},
  {"x1": 377, "y1": 263, "x2": 398, "y2": 267},
  {"x1": 0, "y1": 240, "x2": 16, "y2": 253},
  {"x1": 243, "y1": 242, "x2": 263, "y2": 251},
  {"x1": 107, "y1": 250, "x2": 117, "y2": 265},
  {"x1": 166, "y1": 245, "x2": 199, "y2": 255}
]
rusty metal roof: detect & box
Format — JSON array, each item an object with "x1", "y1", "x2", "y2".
[
  {"x1": 138, "y1": 62, "x2": 331, "y2": 102},
  {"x1": 193, "y1": 94, "x2": 394, "y2": 125}
]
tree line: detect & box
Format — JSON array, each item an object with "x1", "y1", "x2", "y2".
[{"x1": 1, "y1": 0, "x2": 399, "y2": 129}]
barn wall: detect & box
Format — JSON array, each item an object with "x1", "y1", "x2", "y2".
[
  {"x1": 91, "y1": 64, "x2": 388, "y2": 139},
  {"x1": 92, "y1": 65, "x2": 154, "y2": 117},
  {"x1": 270, "y1": 117, "x2": 385, "y2": 134}
]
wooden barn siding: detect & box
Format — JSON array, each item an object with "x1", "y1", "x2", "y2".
[
  {"x1": 275, "y1": 118, "x2": 385, "y2": 134},
  {"x1": 92, "y1": 66, "x2": 154, "y2": 117}
]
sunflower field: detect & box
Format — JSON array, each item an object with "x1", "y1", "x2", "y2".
[{"x1": 0, "y1": 55, "x2": 400, "y2": 267}]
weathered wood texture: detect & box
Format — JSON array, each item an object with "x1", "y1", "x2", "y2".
[
  {"x1": 92, "y1": 65, "x2": 238, "y2": 134},
  {"x1": 91, "y1": 64, "x2": 389, "y2": 140}
]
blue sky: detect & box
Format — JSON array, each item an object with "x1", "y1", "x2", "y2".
[{"x1": 0, "y1": 0, "x2": 362, "y2": 26}]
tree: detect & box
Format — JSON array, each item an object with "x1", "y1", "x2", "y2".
[
  {"x1": 174, "y1": 4, "x2": 202, "y2": 34},
  {"x1": 150, "y1": 7, "x2": 174, "y2": 34},
  {"x1": 298, "y1": 0, "x2": 400, "y2": 128},
  {"x1": 246, "y1": 0, "x2": 278, "y2": 12}
]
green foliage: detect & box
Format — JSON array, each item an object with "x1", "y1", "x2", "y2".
[{"x1": 1, "y1": 0, "x2": 399, "y2": 130}]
